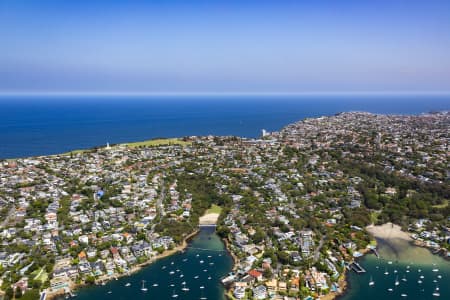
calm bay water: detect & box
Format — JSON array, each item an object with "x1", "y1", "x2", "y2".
[
  {"x1": 1, "y1": 94, "x2": 449, "y2": 159},
  {"x1": 62, "y1": 227, "x2": 233, "y2": 300},
  {"x1": 340, "y1": 238, "x2": 450, "y2": 300}
]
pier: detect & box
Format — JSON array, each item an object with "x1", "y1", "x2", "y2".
[
  {"x1": 371, "y1": 247, "x2": 380, "y2": 258},
  {"x1": 350, "y1": 262, "x2": 366, "y2": 273},
  {"x1": 39, "y1": 292, "x2": 47, "y2": 300},
  {"x1": 221, "y1": 272, "x2": 236, "y2": 286}
]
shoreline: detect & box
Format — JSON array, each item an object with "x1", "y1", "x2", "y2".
[
  {"x1": 46, "y1": 207, "x2": 225, "y2": 299},
  {"x1": 333, "y1": 222, "x2": 447, "y2": 300},
  {"x1": 46, "y1": 229, "x2": 200, "y2": 300},
  {"x1": 222, "y1": 237, "x2": 239, "y2": 270},
  {"x1": 365, "y1": 222, "x2": 412, "y2": 242},
  {"x1": 199, "y1": 213, "x2": 220, "y2": 225},
  {"x1": 328, "y1": 223, "x2": 411, "y2": 300}
]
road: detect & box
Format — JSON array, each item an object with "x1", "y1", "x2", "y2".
[
  {"x1": 0, "y1": 205, "x2": 16, "y2": 228},
  {"x1": 313, "y1": 236, "x2": 325, "y2": 263},
  {"x1": 151, "y1": 175, "x2": 165, "y2": 232}
]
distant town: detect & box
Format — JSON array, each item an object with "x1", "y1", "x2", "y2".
[{"x1": 0, "y1": 112, "x2": 448, "y2": 300}]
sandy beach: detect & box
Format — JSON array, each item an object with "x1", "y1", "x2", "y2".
[
  {"x1": 366, "y1": 222, "x2": 412, "y2": 241},
  {"x1": 199, "y1": 213, "x2": 220, "y2": 225}
]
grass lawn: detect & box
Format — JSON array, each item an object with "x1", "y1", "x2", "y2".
[
  {"x1": 32, "y1": 267, "x2": 48, "y2": 282},
  {"x1": 205, "y1": 204, "x2": 222, "y2": 215},
  {"x1": 61, "y1": 138, "x2": 191, "y2": 156},
  {"x1": 370, "y1": 211, "x2": 380, "y2": 224},
  {"x1": 123, "y1": 138, "x2": 191, "y2": 148}
]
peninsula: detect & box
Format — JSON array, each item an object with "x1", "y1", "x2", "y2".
[{"x1": 0, "y1": 112, "x2": 448, "y2": 300}]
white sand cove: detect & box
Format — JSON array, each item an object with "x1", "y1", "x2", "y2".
[
  {"x1": 199, "y1": 213, "x2": 220, "y2": 225},
  {"x1": 366, "y1": 222, "x2": 412, "y2": 241}
]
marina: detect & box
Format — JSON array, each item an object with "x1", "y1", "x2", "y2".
[
  {"x1": 349, "y1": 262, "x2": 366, "y2": 274},
  {"x1": 340, "y1": 237, "x2": 450, "y2": 300},
  {"x1": 55, "y1": 227, "x2": 233, "y2": 300}
]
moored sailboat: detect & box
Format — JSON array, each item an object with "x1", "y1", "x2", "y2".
[
  {"x1": 369, "y1": 276, "x2": 375, "y2": 286},
  {"x1": 141, "y1": 280, "x2": 148, "y2": 292}
]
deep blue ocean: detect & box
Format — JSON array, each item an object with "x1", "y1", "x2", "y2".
[{"x1": 0, "y1": 95, "x2": 449, "y2": 159}]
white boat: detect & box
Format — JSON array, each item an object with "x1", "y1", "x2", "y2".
[
  {"x1": 141, "y1": 280, "x2": 148, "y2": 292},
  {"x1": 171, "y1": 290, "x2": 179, "y2": 298},
  {"x1": 107, "y1": 291, "x2": 112, "y2": 294},
  {"x1": 169, "y1": 271, "x2": 175, "y2": 275},
  {"x1": 401, "y1": 293, "x2": 407, "y2": 297},
  {"x1": 194, "y1": 275, "x2": 199, "y2": 279},
  {"x1": 125, "y1": 283, "x2": 131, "y2": 287},
  {"x1": 384, "y1": 268, "x2": 389, "y2": 275},
  {"x1": 181, "y1": 282, "x2": 190, "y2": 292},
  {"x1": 388, "y1": 261, "x2": 393, "y2": 264},
  {"x1": 152, "y1": 283, "x2": 159, "y2": 287},
  {"x1": 200, "y1": 260, "x2": 204, "y2": 264},
  {"x1": 418, "y1": 280, "x2": 423, "y2": 284},
  {"x1": 402, "y1": 275, "x2": 407, "y2": 282},
  {"x1": 395, "y1": 276, "x2": 400, "y2": 286},
  {"x1": 433, "y1": 283, "x2": 440, "y2": 297},
  {"x1": 432, "y1": 268, "x2": 439, "y2": 272},
  {"x1": 369, "y1": 276, "x2": 375, "y2": 286},
  {"x1": 200, "y1": 287, "x2": 207, "y2": 299},
  {"x1": 388, "y1": 288, "x2": 393, "y2": 292}
]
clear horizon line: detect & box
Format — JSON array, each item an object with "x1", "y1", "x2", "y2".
[{"x1": 1, "y1": 90, "x2": 450, "y2": 97}]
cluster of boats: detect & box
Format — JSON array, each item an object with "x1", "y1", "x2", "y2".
[
  {"x1": 139, "y1": 279, "x2": 207, "y2": 299},
  {"x1": 106, "y1": 253, "x2": 216, "y2": 299},
  {"x1": 368, "y1": 261, "x2": 443, "y2": 297}
]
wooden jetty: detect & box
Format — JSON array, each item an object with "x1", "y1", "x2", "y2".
[{"x1": 350, "y1": 262, "x2": 366, "y2": 273}]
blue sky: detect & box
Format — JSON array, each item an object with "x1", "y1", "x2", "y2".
[{"x1": 1, "y1": 0, "x2": 450, "y2": 94}]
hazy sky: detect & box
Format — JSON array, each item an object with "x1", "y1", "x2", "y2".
[{"x1": 1, "y1": 0, "x2": 450, "y2": 94}]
